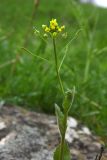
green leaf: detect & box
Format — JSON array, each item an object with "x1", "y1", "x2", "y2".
[
  {"x1": 21, "y1": 47, "x2": 49, "y2": 62},
  {"x1": 63, "y1": 88, "x2": 75, "y2": 113},
  {"x1": 53, "y1": 142, "x2": 71, "y2": 160},
  {"x1": 55, "y1": 104, "x2": 65, "y2": 136}
]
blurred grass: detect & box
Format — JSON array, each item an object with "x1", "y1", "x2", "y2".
[{"x1": 0, "y1": 0, "x2": 107, "y2": 139}]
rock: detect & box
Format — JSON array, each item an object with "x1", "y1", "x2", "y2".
[
  {"x1": 67, "y1": 117, "x2": 78, "y2": 128},
  {"x1": 0, "y1": 105, "x2": 106, "y2": 160},
  {"x1": 0, "y1": 122, "x2": 6, "y2": 130}
]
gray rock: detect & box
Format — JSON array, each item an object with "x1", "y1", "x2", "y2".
[{"x1": 0, "y1": 105, "x2": 106, "y2": 160}]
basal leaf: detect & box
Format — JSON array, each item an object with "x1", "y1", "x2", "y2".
[
  {"x1": 55, "y1": 104, "x2": 65, "y2": 136},
  {"x1": 53, "y1": 142, "x2": 71, "y2": 160}
]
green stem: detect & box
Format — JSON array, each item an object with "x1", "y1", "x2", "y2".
[
  {"x1": 60, "y1": 113, "x2": 67, "y2": 160},
  {"x1": 53, "y1": 37, "x2": 66, "y2": 160},
  {"x1": 53, "y1": 37, "x2": 65, "y2": 97}
]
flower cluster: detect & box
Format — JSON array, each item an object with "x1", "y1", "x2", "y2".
[{"x1": 42, "y1": 19, "x2": 65, "y2": 37}]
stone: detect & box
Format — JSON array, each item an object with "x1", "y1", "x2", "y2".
[
  {"x1": 0, "y1": 105, "x2": 106, "y2": 160},
  {"x1": 0, "y1": 122, "x2": 6, "y2": 130}
]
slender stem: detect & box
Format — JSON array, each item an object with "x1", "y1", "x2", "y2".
[
  {"x1": 60, "y1": 113, "x2": 67, "y2": 160},
  {"x1": 53, "y1": 37, "x2": 66, "y2": 160},
  {"x1": 53, "y1": 37, "x2": 65, "y2": 97}
]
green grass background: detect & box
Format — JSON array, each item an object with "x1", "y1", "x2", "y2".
[{"x1": 0, "y1": 0, "x2": 107, "y2": 140}]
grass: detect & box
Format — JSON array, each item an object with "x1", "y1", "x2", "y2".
[{"x1": 0, "y1": 0, "x2": 107, "y2": 140}]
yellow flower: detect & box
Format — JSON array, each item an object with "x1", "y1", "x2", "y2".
[
  {"x1": 61, "y1": 25, "x2": 65, "y2": 30},
  {"x1": 58, "y1": 27, "x2": 62, "y2": 32},
  {"x1": 42, "y1": 18, "x2": 66, "y2": 37},
  {"x1": 50, "y1": 19, "x2": 58, "y2": 31},
  {"x1": 50, "y1": 25, "x2": 56, "y2": 30},
  {"x1": 50, "y1": 19, "x2": 58, "y2": 28},
  {"x1": 45, "y1": 27, "x2": 50, "y2": 32}
]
